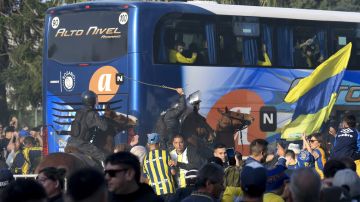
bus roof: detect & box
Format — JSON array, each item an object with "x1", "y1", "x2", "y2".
[
  {"x1": 54, "y1": 1, "x2": 360, "y2": 23},
  {"x1": 186, "y1": 1, "x2": 360, "y2": 23}
]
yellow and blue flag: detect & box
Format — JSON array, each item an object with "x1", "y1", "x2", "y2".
[{"x1": 282, "y1": 43, "x2": 352, "y2": 140}]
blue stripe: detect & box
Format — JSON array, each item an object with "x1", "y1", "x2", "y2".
[{"x1": 292, "y1": 71, "x2": 344, "y2": 121}]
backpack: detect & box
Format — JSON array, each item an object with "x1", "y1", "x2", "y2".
[{"x1": 70, "y1": 109, "x2": 87, "y2": 137}]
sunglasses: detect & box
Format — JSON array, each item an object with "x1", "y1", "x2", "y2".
[
  {"x1": 104, "y1": 168, "x2": 128, "y2": 177},
  {"x1": 309, "y1": 139, "x2": 319, "y2": 143}
]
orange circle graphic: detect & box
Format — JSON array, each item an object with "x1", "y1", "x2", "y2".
[
  {"x1": 206, "y1": 89, "x2": 265, "y2": 155},
  {"x1": 89, "y1": 66, "x2": 119, "y2": 102}
]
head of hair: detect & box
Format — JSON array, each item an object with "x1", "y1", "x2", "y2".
[
  {"x1": 213, "y1": 143, "x2": 226, "y2": 151},
  {"x1": 250, "y1": 139, "x2": 268, "y2": 156},
  {"x1": 340, "y1": 157, "x2": 357, "y2": 172},
  {"x1": 207, "y1": 157, "x2": 224, "y2": 167},
  {"x1": 175, "y1": 41, "x2": 185, "y2": 47},
  {"x1": 67, "y1": 168, "x2": 106, "y2": 202},
  {"x1": 172, "y1": 134, "x2": 184, "y2": 142},
  {"x1": 285, "y1": 150, "x2": 296, "y2": 159},
  {"x1": 105, "y1": 152, "x2": 141, "y2": 184},
  {"x1": 323, "y1": 159, "x2": 346, "y2": 178},
  {"x1": 23, "y1": 136, "x2": 36, "y2": 146},
  {"x1": 38, "y1": 167, "x2": 66, "y2": 190},
  {"x1": 343, "y1": 115, "x2": 356, "y2": 128},
  {"x1": 0, "y1": 179, "x2": 46, "y2": 202},
  {"x1": 290, "y1": 168, "x2": 321, "y2": 202},
  {"x1": 195, "y1": 163, "x2": 224, "y2": 189}
]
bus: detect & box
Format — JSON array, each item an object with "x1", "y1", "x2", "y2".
[{"x1": 42, "y1": 1, "x2": 360, "y2": 155}]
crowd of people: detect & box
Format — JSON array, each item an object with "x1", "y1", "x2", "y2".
[{"x1": 1, "y1": 88, "x2": 360, "y2": 202}]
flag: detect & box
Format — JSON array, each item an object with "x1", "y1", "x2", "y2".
[{"x1": 281, "y1": 43, "x2": 352, "y2": 140}]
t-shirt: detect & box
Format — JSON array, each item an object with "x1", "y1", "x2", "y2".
[
  {"x1": 314, "y1": 148, "x2": 326, "y2": 179},
  {"x1": 143, "y1": 149, "x2": 175, "y2": 195},
  {"x1": 263, "y1": 193, "x2": 285, "y2": 202},
  {"x1": 331, "y1": 127, "x2": 358, "y2": 160},
  {"x1": 297, "y1": 150, "x2": 315, "y2": 168}
]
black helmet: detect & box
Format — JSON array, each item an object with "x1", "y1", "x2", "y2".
[{"x1": 81, "y1": 90, "x2": 97, "y2": 107}]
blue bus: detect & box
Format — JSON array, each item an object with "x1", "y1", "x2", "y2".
[{"x1": 43, "y1": 1, "x2": 360, "y2": 154}]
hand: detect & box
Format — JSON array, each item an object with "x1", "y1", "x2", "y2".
[
  {"x1": 171, "y1": 168, "x2": 176, "y2": 175},
  {"x1": 168, "y1": 160, "x2": 177, "y2": 167},
  {"x1": 130, "y1": 135, "x2": 139, "y2": 146},
  {"x1": 13, "y1": 132, "x2": 19, "y2": 138},
  {"x1": 302, "y1": 133, "x2": 307, "y2": 140},
  {"x1": 176, "y1": 88, "x2": 184, "y2": 95},
  {"x1": 329, "y1": 127, "x2": 336, "y2": 136}
]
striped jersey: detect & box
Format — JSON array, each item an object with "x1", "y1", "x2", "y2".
[
  {"x1": 143, "y1": 149, "x2": 175, "y2": 195},
  {"x1": 314, "y1": 148, "x2": 326, "y2": 179}
]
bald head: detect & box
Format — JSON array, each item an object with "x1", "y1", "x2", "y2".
[{"x1": 290, "y1": 168, "x2": 321, "y2": 202}]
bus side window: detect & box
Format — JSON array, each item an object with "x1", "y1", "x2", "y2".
[{"x1": 331, "y1": 25, "x2": 359, "y2": 69}]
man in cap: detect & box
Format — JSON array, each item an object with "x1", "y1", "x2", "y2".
[{"x1": 143, "y1": 133, "x2": 175, "y2": 199}]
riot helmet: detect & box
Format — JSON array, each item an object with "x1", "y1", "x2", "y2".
[{"x1": 81, "y1": 90, "x2": 97, "y2": 107}]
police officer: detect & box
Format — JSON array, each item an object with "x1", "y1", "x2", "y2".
[
  {"x1": 67, "y1": 90, "x2": 108, "y2": 164},
  {"x1": 161, "y1": 88, "x2": 186, "y2": 149}
]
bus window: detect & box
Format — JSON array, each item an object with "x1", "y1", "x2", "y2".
[
  {"x1": 293, "y1": 23, "x2": 328, "y2": 68},
  {"x1": 154, "y1": 14, "x2": 209, "y2": 65},
  {"x1": 331, "y1": 24, "x2": 360, "y2": 69},
  {"x1": 48, "y1": 10, "x2": 128, "y2": 63},
  {"x1": 217, "y1": 16, "x2": 274, "y2": 67}
]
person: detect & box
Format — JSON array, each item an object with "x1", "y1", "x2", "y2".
[
  {"x1": 322, "y1": 159, "x2": 346, "y2": 188},
  {"x1": 143, "y1": 133, "x2": 175, "y2": 199},
  {"x1": 105, "y1": 152, "x2": 163, "y2": 202},
  {"x1": 0, "y1": 168, "x2": 14, "y2": 194},
  {"x1": 161, "y1": 88, "x2": 186, "y2": 149},
  {"x1": 1, "y1": 178, "x2": 47, "y2": 202},
  {"x1": 182, "y1": 163, "x2": 225, "y2": 202},
  {"x1": 170, "y1": 134, "x2": 205, "y2": 188},
  {"x1": 264, "y1": 165, "x2": 289, "y2": 202},
  {"x1": 285, "y1": 150, "x2": 299, "y2": 170},
  {"x1": 66, "y1": 90, "x2": 108, "y2": 164},
  {"x1": 302, "y1": 133, "x2": 327, "y2": 179},
  {"x1": 66, "y1": 168, "x2": 107, "y2": 202},
  {"x1": 288, "y1": 168, "x2": 321, "y2": 202},
  {"x1": 169, "y1": 41, "x2": 197, "y2": 64},
  {"x1": 330, "y1": 115, "x2": 360, "y2": 160},
  {"x1": 257, "y1": 43, "x2": 272, "y2": 66},
  {"x1": 37, "y1": 167, "x2": 66, "y2": 202},
  {"x1": 224, "y1": 151, "x2": 242, "y2": 187},
  {"x1": 169, "y1": 169, "x2": 198, "y2": 202},
  {"x1": 11, "y1": 136, "x2": 42, "y2": 174},
  {"x1": 213, "y1": 144, "x2": 228, "y2": 167},
  {"x1": 234, "y1": 161, "x2": 267, "y2": 202},
  {"x1": 332, "y1": 169, "x2": 360, "y2": 201},
  {"x1": 245, "y1": 139, "x2": 268, "y2": 165}
]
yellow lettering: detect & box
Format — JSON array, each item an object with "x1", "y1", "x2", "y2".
[
  {"x1": 75, "y1": 30, "x2": 83, "y2": 36},
  {"x1": 86, "y1": 26, "x2": 98, "y2": 35},
  {"x1": 55, "y1": 28, "x2": 66, "y2": 37}
]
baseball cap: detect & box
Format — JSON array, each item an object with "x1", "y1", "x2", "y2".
[
  {"x1": 147, "y1": 133, "x2": 160, "y2": 144},
  {"x1": 266, "y1": 165, "x2": 289, "y2": 191},
  {"x1": 288, "y1": 143, "x2": 301, "y2": 154},
  {"x1": 0, "y1": 169, "x2": 14, "y2": 189},
  {"x1": 19, "y1": 130, "x2": 30, "y2": 137},
  {"x1": 241, "y1": 161, "x2": 267, "y2": 196},
  {"x1": 333, "y1": 169, "x2": 360, "y2": 198}
]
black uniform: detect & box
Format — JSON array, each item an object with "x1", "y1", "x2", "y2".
[{"x1": 67, "y1": 106, "x2": 108, "y2": 163}]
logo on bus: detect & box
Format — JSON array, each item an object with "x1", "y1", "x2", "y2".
[
  {"x1": 51, "y1": 17, "x2": 60, "y2": 29},
  {"x1": 119, "y1": 12, "x2": 128, "y2": 25},
  {"x1": 62, "y1": 71, "x2": 75, "y2": 92},
  {"x1": 89, "y1": 66, "x2": 120, "y2": 102}
]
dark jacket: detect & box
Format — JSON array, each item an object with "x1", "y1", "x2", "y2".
[
  {"x1": 108, "y1": 183, "x2": 164, "y2": 202},
  {"x1": 331, "y1": 127, "x2": 359, "y2": 160},
  {"x1": 48, "y1": 193, "x2": 64, "y2": 202},
  {"x1": 77, "y1": 107, "x2": 108, "y2": 143},
  {"x1": 163, "y1": 95, "x2": 187, "y2": 136},
  {"x1": 169, "y1": 186, "x2": 196, "y2": 202},
  {"x1": 177, "y1": 145, "x2": 206, "y2": 170}
]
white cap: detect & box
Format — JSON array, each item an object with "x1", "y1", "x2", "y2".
[{"x1": 287, "y1": 143, "x2": 300, "y2": 154}]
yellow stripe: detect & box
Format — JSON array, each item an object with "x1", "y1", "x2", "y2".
[
  {"x1": 148, "y1": 151, "x2": 161, "y2": 195},
  {"x1": 285, "y1": 43, "x2": 352, "y2": 103},
  {"x1": 282, "y1": 93, "x2": 337, "y2": 140},
  {"x1": 22, "y1": 148, "x2": 30, "y2": 174},
  {"x1": 156, "y1": 150, "x2": 167, "y2": 194},
  {"x1": 178, "y1": 153, "x2": 186, "y2": 188}
]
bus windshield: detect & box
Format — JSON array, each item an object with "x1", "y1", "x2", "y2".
[{"x1": 48, "y1": 10, "x2": 128, "y2": 63}]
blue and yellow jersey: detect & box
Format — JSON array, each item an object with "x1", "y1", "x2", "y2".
[
  {"x1": 314, "y1": 148, "x2": 326, "y2": 179},
  {"x1": 12, "y1": 147, "x2": 42, "y2": 174},
  {"x1": 143, "y1": 149, "x2": 175, "y2": 195},
  {"x1": 297, "y1": 150, "x2": 315, "y2": 168}
]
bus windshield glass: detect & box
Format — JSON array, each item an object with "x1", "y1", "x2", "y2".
[{"x1": 48, "y1": 10, "x2": 128, "y2": 63}]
